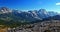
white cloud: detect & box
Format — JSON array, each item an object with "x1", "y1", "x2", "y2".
[{"x1": 56, "y1": 2, "x2": 60, "y2": 5}]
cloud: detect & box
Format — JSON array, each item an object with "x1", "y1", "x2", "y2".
[{"x1": 56, "y1": 2, "x2": 60, "y2": 6}]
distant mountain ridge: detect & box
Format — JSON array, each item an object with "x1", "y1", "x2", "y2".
[
  {"x1": 43, "y1": 15, "x2": 60, "y2": 21},
  {"x1": 0, "y1": 7, "x2": 59, "y2": 21}
]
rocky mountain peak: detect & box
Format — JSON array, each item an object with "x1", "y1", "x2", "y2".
[
  {"x1": 39, "y1": 9, "x2": 46, "y2": 12},
  {"x1": 0, "y1": 7, "x2": 11, "y2": 13}
]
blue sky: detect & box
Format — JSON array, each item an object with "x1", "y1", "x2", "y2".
[{"x1": 0, "y1": 0, "x2": 60, "y2": 12}]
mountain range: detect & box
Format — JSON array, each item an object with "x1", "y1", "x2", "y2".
[
  {"x1": 0, "y1": 7, "x2": 59, "y2": 22},
  {"x1": 0, "y1": 7, "x2": 60, "y2": 28}
]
